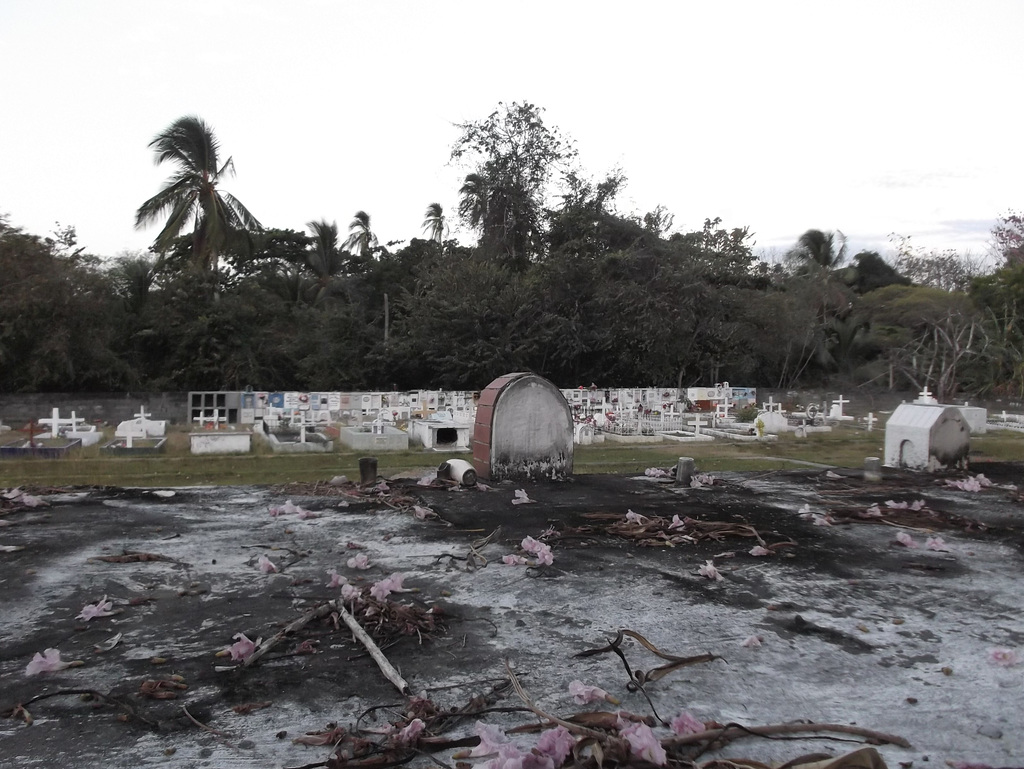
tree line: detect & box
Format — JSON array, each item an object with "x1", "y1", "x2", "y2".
[{"x1": 2, "y1": 104, "x2": 1023, "y2": 400}]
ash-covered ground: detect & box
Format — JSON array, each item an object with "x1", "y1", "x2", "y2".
[{"x1": 1, "y1": 462, "x2": 1022, "y2": 769}]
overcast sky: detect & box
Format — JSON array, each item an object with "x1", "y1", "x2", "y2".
[{"x1": 2, "y1": 1, "x2": 1021, "y2": 263}]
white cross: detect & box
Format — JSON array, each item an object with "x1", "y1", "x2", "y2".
[
  {"x1": 691, "y1": 414, "x2": 708, "y2": 435},
  {"x1": 38, "y1": 408, "x2": 80, "y2": 438},
  {"x1": 134, "y1": 405, "x2": 152, "y2": 421},
  {"x1": 917, "y1": 387, "x2": 933, "y2": 403},
  {"x1": 124, "y1": 422, "x2": 145, "y2": 448},
  {"x1": 762, "y1": 396, "x2": 777, "y2": 412},
  {"x1": 865, "y1": 412, "x2": 877, "y2": 431},
  {"x1": 832, "y1": 395, "x2": 849, "y2": 417},
  {"x1": 193, "y1": 412, "x2": 224, "y2": 429}
]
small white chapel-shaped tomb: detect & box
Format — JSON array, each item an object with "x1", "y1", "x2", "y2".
[{"x1": 884, "y1": 403, "x2": 970, "y2": 471}]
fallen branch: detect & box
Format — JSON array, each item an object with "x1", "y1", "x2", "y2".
[
  {"x1": 663, "y1": 721, "x2": 911, "y2": 749},
  {"x1": 338, "y1": 602, "x2": 410, "y2": 695},
  {"x1": 243, "y1": 601, "x2": 337, "y2": 668}
]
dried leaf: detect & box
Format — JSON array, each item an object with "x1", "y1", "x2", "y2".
[
  {"x1": 93, "y1": 633, "x2": 123, "y2": 653},
  {"x1": 293, "y1": 726, "x2": 347, "y2": 746},
  {"x1": 139, "y1": 678, "x2": 188, "y2": 699},
  {"x1": 233, "y1": 701, "x2": 273, "y2": 714}
]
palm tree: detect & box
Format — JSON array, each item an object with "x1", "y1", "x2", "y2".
[
  {"x1": 457, "y1": 173, "x2": 490, "y2": 230},
  {"x1": 304, "y1": 219, "x2": 345, "y2": 304},
  {"x1": 109, "y1": 254, "x2": 158, "y2": 315},
  {"x1": 791, "y1": 229, "x2": 848, "y2": 271},
  {"x1": 421, "y1": 203, "x2": 447, "y2": 243},
  {"x1": 134, "y1": 115, "x2": 261, "y2": 270},
  {"x1": 342, "y1": 210, "x2": 378, "y2": 257}
]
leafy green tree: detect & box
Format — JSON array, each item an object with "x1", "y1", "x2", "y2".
[
  {"x1": 544, "y1": 169, "x2": 633, "y2": 261},
  {"x1": 388, "y1": 248, "x2": 539, "y2": 388},
  {"x1": 970, "y1": 264, "x2": 1024, "y2": 396},
  {"x1": 452, "y1": 102, "x2": 576, "y2": 269},
  {"x1": 858, "y1": 284, "x2": 986, "y2": 400},
  {"x1": 889, "y1": 234, "x2": 987, "y2": 292},
  {"x1": 992, "y1": 211, "x2": 1024, "y2": 267},
  {"x1": 0, "y1": 218, "x2": 127, "y2": 391},
  {"x1": 135, "y1": 115, "x2": 261, "y2": 270},
  {"x1": 642, "y1": 205, "x2": 675, "y2": 237},
  {"x1": 844, "y1": 250, "x2": 910, "y2": 294}
]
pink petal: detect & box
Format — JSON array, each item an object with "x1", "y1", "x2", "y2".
[
  {"x1": 341, "y1": 583, "x2": 361, "y2": 601},
  {"x1": 569, "y1": 679, "x2": 610, "y2": 704},
  {"x1": 895, "y1": 531, "x2": 917, "y2": 548},
  {"x1": 227, "y1": 633, "x2": 257, "y2": 661},
  {"x1": 370, "y1": 580, "x2": 393, "y2": 601},
  {"x1": 466, "y1": 720, "x2": 509, "y2": 757},
  {"x1": 533, "y1": 545, "x2": 554, "y2": 566},
  {"x1": 698, "y1": 560, "x2": 723, "y2": 581},
  {"x1": 76, "y1": 596, "x2": 115, "y2": 621},
  {"x1": 535, "y1": 726, "x2": 574, "y2": 767},
  {"x1": 396, "y1": 718, "x2": 425, "y2": 745},
  {"x1": 258, "y1": 555, "x2": 278, "y2": 573},
  {"x1": 347, "y1": 554, "x2": 371, "y2": 569},
  {"x1": 25, "y1": 648, "x2": 69, "y2": 676},
  {"x1": 670, "y1": 710, "x2": 705, "y2": 736},
  {"x1": 621, "y1": 721, "x2": 666, "y2": 766},
  {"x1": 989, "y1": 648, "x2": 1019, "y2": 667}
]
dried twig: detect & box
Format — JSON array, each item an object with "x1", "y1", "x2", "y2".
[
  {"x1": 2, "y1": 689, "x2": 158, "y2": 728},
  {"x1": 504, "y1": 662, "x2": 605, "y2": 739},
  {"x1": 182, "y1": 705, "x2": 235, "y2": 739},
  {"x1": 338, "y1": 602, "x2": 410, "y2": 695}
]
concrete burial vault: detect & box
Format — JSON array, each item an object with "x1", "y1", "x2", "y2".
[
  {"x1": 472, "y1": 372, "x2": 573, "y2": 481},
  {"x1": 884, "y1": 404, "x2": 970, "y2": 471}
]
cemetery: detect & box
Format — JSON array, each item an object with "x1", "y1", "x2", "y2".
[
  {"x1": 1, "y1": 378, "x2": 1023, "y2": 769},
  {"x1": 2, "y1": 383, "x2": 1018, "y2": 468}
]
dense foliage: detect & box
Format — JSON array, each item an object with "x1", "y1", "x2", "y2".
[{"x1": 1, "y1": 105, "x2": 1019, "y2": 398}]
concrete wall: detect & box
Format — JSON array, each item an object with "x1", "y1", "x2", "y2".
[{"x1": 0, "y1": 393, "x2": 187, "y2": 427}]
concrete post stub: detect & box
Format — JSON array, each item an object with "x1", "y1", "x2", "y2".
[
  {"x1": 675, "y1": 457, "x2": 696, "y2": 485},
  {"x1": 864, "y1": 456, "x2": 882, "y2": 482}
]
